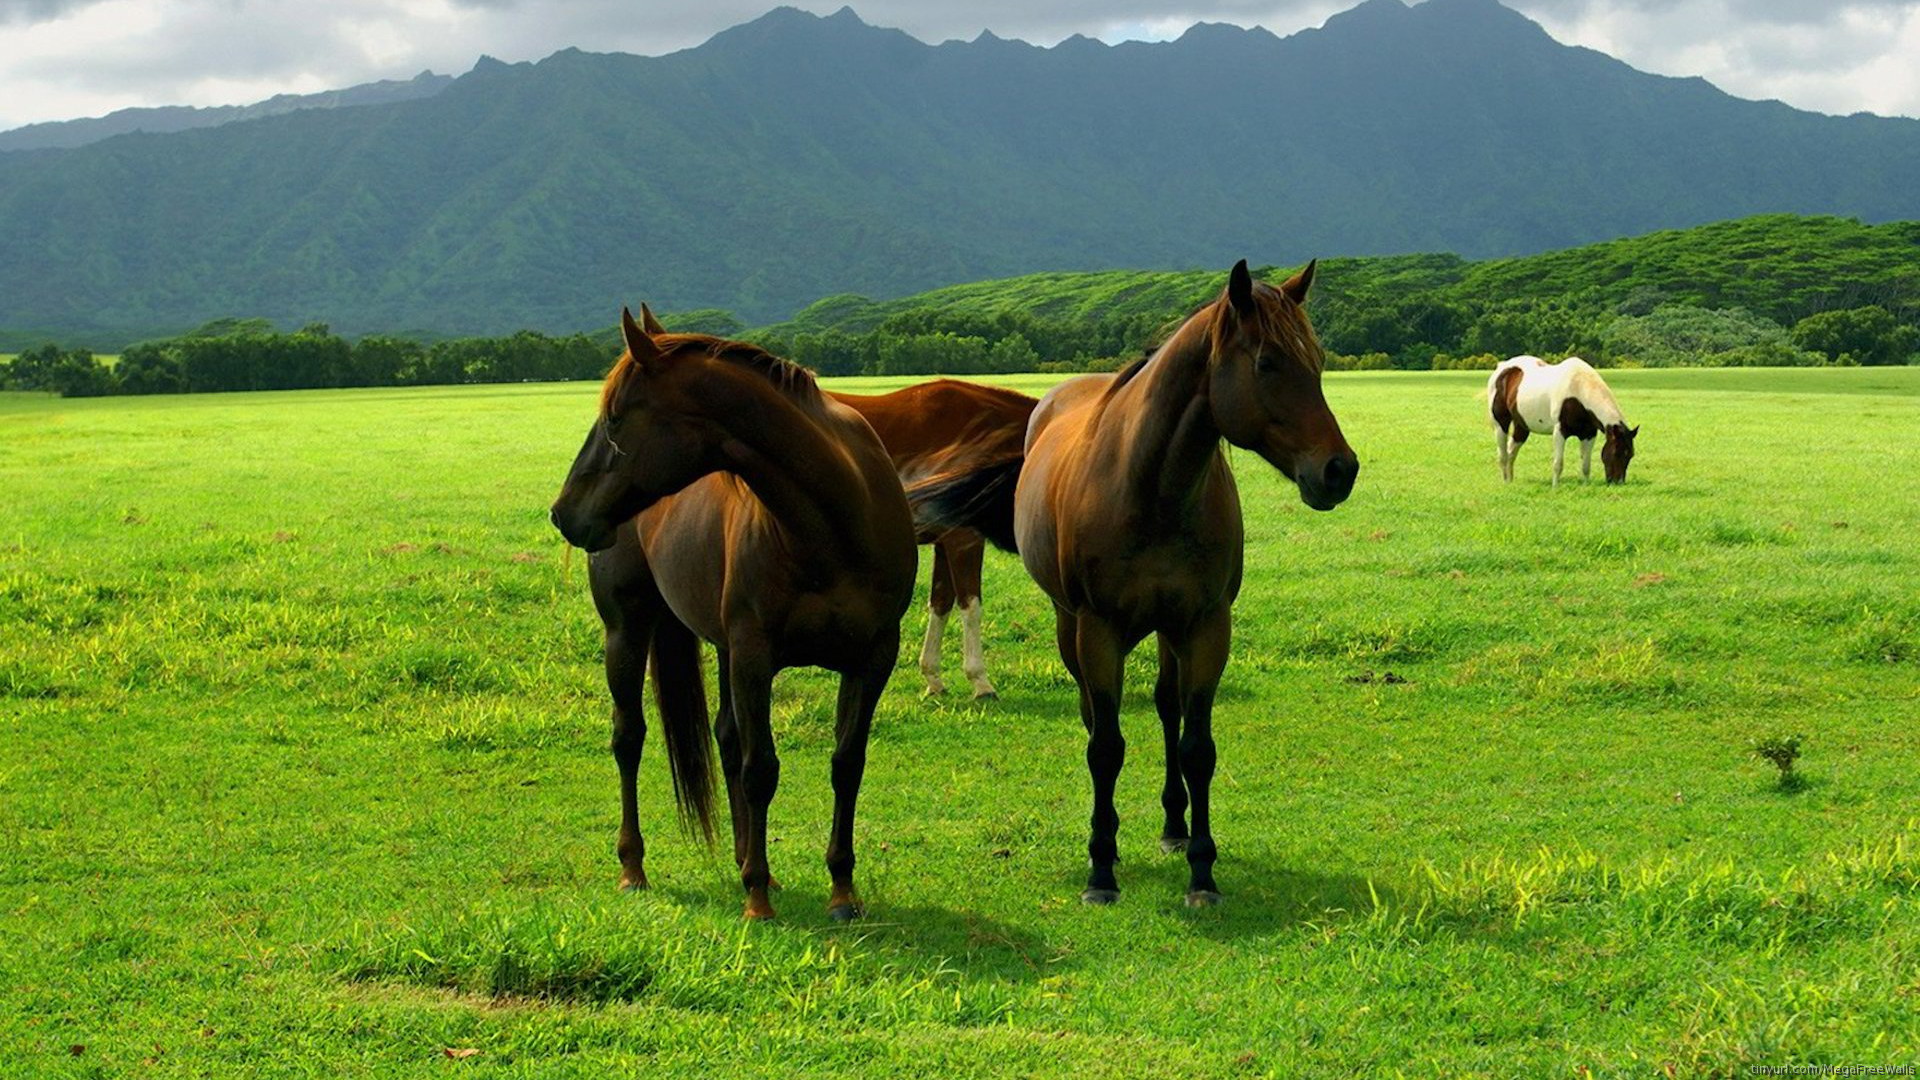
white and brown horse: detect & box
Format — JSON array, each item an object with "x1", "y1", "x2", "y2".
[{"x1": 1488, "y1": 355, "x2": 1638, "y2": 485}]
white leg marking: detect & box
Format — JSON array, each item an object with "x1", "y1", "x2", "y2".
[
  {"x1": 960, "y1": 599, "x2": 996, "y2": 699},
  {"x1": 1495, "y1": 427, "x2": 1510, "y2": 481},
  {"x1": 1551, "y1": 430, "x2": 1566, "y2": 487},
  {"x1": 919, "y1": 603, "x2": 948, "y2": 696},
  {"x1": 1580, "y1": 437, "x2": 1594, "y2": 481}
]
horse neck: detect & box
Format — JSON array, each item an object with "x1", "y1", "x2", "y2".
[
  {"x1": 1103, "y1": 314, "x2": 1225, "y2": 510},
  {"x1": 697, "y1": 370, "x2": 878, "y2": 562},
  {"x1": 1568, "y1": 368, "x2": 1626, "y2": 427}
]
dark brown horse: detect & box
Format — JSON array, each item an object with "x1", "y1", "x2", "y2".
[
  {"x1": 828, "y1": 380, "x2": 1036, "y2": 699},
  {"x1": 550, "y1": 308, "x2": 916, "y2": 921},
  {"x1": 1012, "y1": 261, "x2": 1358, "y2": 907}
]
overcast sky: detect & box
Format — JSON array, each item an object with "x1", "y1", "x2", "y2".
[{"x1": 2, "y1": 0, "x2": 1918, "y2": 132}]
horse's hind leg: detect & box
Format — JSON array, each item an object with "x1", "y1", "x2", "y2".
[
  {"x1": 823, "y1": 637, "x2": 897, "y2": 921},
  {"x1": 727, "y1": 641, "x2": 781, "y2": 920},
  {"x1": 1505, "y1": 423, "x2": 1529, "y2": 483},
  {"x1": 1071, "y1": 614, "x2": 1127, "y2": 905},
  {"x1": 589, "y1": 539, "x2": 662, "y2": 892},
  {"x1": 918, "y1": 541, "x2": 955, "y2": 696},
  {"x1": 1169, "y1": 609, "x2": 1230, "y2": 906},
  {"x1": 948, "y1": 531, "x2": 996, "y2": 699},
  {"x1": 1154, "y1": 634, "x2": 1189, "y2": 854}
]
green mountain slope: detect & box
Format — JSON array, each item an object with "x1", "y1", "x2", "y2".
[{"x1": 2, "y1": 0, "x2": 1918, "y2": 340}]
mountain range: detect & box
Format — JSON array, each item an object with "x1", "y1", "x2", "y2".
[
  {"x1": 0, "y1": 71, "x2": 452, "y2": 153},
  {"x1": 2, "y1": 0, "x2": 1918, "y2": 343}
]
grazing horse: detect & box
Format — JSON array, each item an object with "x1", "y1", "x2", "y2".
[
  {"x1": 636, "y1": 307, "x2": 1034, "y2": 700},
  {"x1": 828, "y1": 380, "x2": 1036, "y2": 700},
  {"x1": 1488, "y1": 355, "x2": 1639, "y2": 484},
  {"x1": 550, "y1": 307, "x2": 916, "y2": 921},
  {"x1": 1004, "y1": 260, "x2": 1357, "y2": 907}
]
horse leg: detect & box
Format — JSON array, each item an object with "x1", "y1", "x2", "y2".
[
  {"x1": 1580, "y1": 437, "x2": 1594, "y2": 481},
  {"x1": 918, "y1": 540, "x2": 955, "y2": 696},
  {"x1": 1551, "y1": 428, "x2": 1568, "y2": 487},
  {"x1": 1506, "y1": 424, "x2": 1529, "y2": 483},
  {"x1": 712, "y1": 648, "x2": 748, "y2": 872},
  {"x1": 1171, "y1": 609, "x2": 1231, "y2": 906},
  {"x1": 1154, "y1": 634, "x2": 1189, "y2": 854},
  {"x1": 727, "y1": 642, "x2": 780, "y2": 920},
  {"x1": 823, "y1": 638, "x2": 896, "y2": 921},
  {"x1": 950, "y1": 531, "x2": 996, "y2": 700},
  {"x1": 1073, "y1": 614, "x2": 1127, "y2": 905},
  {"x1": 591, "y1": 548, "x2": 663, "y2": 892}
]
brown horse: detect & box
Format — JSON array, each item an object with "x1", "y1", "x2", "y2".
[
  {"x1": 549, "y1": 308, "x2": 916, "y2": 921},
  {"x1": 828, "y1": 380, "x2": 1036, "y2": 699},
  {"x1": 1012, "y1": 260, "x2": 1357, "y2": 907},
  {"x1": 634, "y1": 308, "x2": 1034, "y2": 700}
]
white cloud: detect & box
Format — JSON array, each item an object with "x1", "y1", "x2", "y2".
[{"x1": 1, "y1": 0, "x2": 1917, "y2": 131}]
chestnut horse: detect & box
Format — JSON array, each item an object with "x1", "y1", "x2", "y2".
[
  {"x1": 1011, "y1": 261, "x2": 1357, "y2": 907},
  {"x1": 1488, "y1": 355, "x2": 1639, "y2": 484},
  {"x1": 634, "y1": 308, "x2": 1034, "y2": 699},
  {"x1": 829, "y1": 380, "x2": 1036, "y2": 700},
  {"x1": 550, "y1": 308, "x2": 916, "y2": 921}
]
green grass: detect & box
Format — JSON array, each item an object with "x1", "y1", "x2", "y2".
[{"x1": 3, "y1": 368, "x2": 1918, "y2": 1077}]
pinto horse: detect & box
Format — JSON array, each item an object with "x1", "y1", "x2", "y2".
[
  {"x1": 998, "y1": 260, "x2": 1356, "y2": 907},
  {"x1": 828, "y1": 380, "x2": 1036, "y2": 700},
  {"x1": 550, "y1": 308, "x2": 916, "y2": 921},
  {"x1": 1488, "y1": 355, "x2": 1638, "y2": 484}
]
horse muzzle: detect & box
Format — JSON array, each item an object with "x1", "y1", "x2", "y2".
[
  {"x1": 1295, "y1": 452, "x2": 1359, "y2": 512},
  {"x1": 550, "y1": 503, "x2": 619, "y2": 553}
]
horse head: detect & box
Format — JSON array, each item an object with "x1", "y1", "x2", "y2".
[
  {"x1": 1204, "y1": 260, "x2": 1358, "y2": 511},
  {"x1": 550, "y1": 306, "x2": 724, "y2": 552},
  {"x1": 1601, "y1": 423, "x2": 1639, "y2": 484}
]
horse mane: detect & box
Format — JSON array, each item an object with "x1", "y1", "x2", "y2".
[
  {"x1": 1109, "y1": 280, "x2": 1320, "y2": 401},
  {"x1": 600, "y1": 333, "x2": 821, "y2": 418}
]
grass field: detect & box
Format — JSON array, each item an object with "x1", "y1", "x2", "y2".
[{"x1": 3, "y1": 368, "x2": 1918, "y2": 1077}]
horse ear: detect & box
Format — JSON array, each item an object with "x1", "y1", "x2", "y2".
[
  {"x1": 639, "y1": 303, "x2": 667, "y2": 336},
  {"x1": 1281, "y1": 259, "x2": 1316, "y2": 305},
  {"x1": 1226, "y1": 259, "x2": 1254, "y2": 316},
  {"x1": 620, "y1": 306, "x2": 665, "y2": 370},
  {"x1": 1630, "y1": 425, "x2": 1641, "y2": 438}
]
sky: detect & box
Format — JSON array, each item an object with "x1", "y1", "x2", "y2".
[{"x1": 2, "y1": 0, "x2": 1919, "y2": 132}]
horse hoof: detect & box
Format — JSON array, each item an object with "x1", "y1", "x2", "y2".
[
  {"x1": 1185, "y1": 890, "x2": 1222, "y2": 908},
  {"x1": 1080, "y1": 888, "x2": 1121, "y2": 906},
  {"x1": 743, "y1": 902, "x2": 777, "y2": 921},
  {"x1": 1160, "y1": 837, "x2": 1189, "y2": 854},
  {"x1": 826, "y1": 901, "x2": 865, "y2": 922},
  {"x1": 618, "y1": 874, "x2": 649, "y2": 892},
  {"x1": 923, "y1": 683, "x2": 948, "y2": 697},
  {"x1": 971, "y1": 690, "x2": 999, "y2": 702}
]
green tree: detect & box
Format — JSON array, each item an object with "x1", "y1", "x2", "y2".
[{"x1": 1791, "y1": 306, "x2": 1920, "y2": 367}]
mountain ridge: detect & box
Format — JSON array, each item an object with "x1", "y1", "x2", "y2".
[{"x1": 1, "y1": 1, "x2": 1916, "y2": 339}]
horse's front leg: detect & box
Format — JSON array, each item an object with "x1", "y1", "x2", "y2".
[
  {"x1": 824, "y1": 637, "x2": 897, "y2": 921},
  {"x1": 1580, "y1": 437, "x2": 1594, "y2": 481},
  {"x1": 1073, "y1": 614, "x2": 1128, "y2": 904},
  {"x1": 727, "y1": 643, "x2": 781, "y2": 920},
  {"x1": 1551, "y1": 428, "x2": 1568, "y2": 487},
  {"x1": 1171, "y1": 609, "x2": 1230, "y2": 906},
  {"x1": 1153, "y1": 634, "x2": 1189, "y2": 854}
]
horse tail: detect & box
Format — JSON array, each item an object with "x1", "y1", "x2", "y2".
[
  {"x1": 906, "y1": 453, "x2": 1023, "y2": 553},
  {"x1": 649, "y1": 613, "x2": 715, "y2": 843}
]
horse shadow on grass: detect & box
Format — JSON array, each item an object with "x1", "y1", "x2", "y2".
[{"x1": 1044, "y1": 841, "x2": 1412, "y2": 945}]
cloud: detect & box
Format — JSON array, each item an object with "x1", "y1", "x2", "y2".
[{"x1": 1, "y1": 0, "x2": 1917, "y2": 131}]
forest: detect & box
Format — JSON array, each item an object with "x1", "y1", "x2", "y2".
[{"x1": 6, "y1": 215, "x2": 1917, "y2": 398}]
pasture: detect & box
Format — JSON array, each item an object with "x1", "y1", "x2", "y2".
[{"x1": 3, "y1": 367, "x2": 1917, "y2": 1076}]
